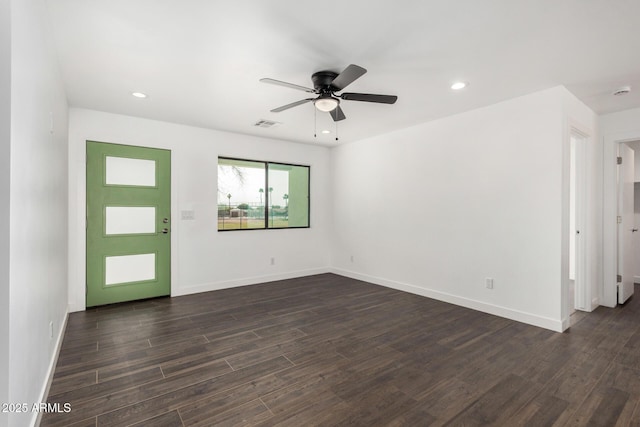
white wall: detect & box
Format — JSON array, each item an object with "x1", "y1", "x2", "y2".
[
  {"x1": 331, "y1": 86, "x2": 597, "y2": 332},
  {"x1": 68, "y1": 108, "x2": 332, "y2": 311},
  {"x1": 0, "y1": 0, "x2": 11, "y2": 425},
  {"x1": 601, "y1": 107, "x2": 640, "y2": 135},
  {"x1": 9, "y1": 0, "x2": 69, "y2": 425}
]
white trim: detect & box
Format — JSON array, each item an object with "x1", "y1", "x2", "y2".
[
  {"x1": 32, "y1": 309, "x2": 68, "y2": 427},
  {"x1": 172, "y1": 267, "x2": 331, "y2": 297},
  {"x1": 603, "y1": 131, "x2": 640, "y2": 307},
  {"x1": 331, "y1": 268, "x2": 564, "y2": 332}
]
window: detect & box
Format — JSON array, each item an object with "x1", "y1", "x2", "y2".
[{"x1": 217, "y1": 157, "x2": 309, "y2": 231}]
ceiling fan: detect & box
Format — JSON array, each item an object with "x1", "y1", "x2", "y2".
[{"x1": 260, "y1": 64, "x2": 397, "y2": 122}]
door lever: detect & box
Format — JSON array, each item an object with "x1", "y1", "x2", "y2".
[{"x1": 632, "y1": 228, "x2": 638, "y2": 232}]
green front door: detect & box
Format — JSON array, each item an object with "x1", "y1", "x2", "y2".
[{"x1": 86, "y1": 141, "x2": 171, "y2": 307}]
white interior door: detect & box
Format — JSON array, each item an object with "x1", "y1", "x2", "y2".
[
  {"x1": 618, "y1": 143, "x2": 635, "y2": 304},
  {"x1": 570, "y1": 133, "x2": 587, "y2": 311}
]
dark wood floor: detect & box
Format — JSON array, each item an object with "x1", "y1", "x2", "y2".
[{"x1": 42, "y1": 274, "x2": 640, "y2": 426}]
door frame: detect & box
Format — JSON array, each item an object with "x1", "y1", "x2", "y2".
[
  {"x1": 70, "y1": 139, "x2": 177, "y2": 311},
  {"x1": 603, "y1": 131, "x2": 640, "y2": 307},
  {"x1": 570, "y1": 130, "x2": 588, "y2": 311},
  {"x1": 562, "y1": 123, "x2": 590, "y2": 328},
  {"x1": 617, "y1": 143, "x2": 635, "y2": 304}
]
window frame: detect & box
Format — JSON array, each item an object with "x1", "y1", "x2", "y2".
[{"x1": 217, "y1": 156, "x2": 310, "y2": 232}]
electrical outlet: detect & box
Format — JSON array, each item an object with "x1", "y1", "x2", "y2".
[
  {"x1": 49, "y1": 321, "x2": 53, "y2": 339},
  {"x1": 270, "y1": 257, "x2": 275, "y2": 265},
  {"x1": 485, "y1": 278, "x2": 494, "y2": 289}
]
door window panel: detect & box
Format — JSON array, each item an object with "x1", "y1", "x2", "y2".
[
  {"x1": 105, "y1": 206, "x2": 156, "y2": 235},
  {"x1": 105, "y1": 253, "x2": 156, "y2": 285},
  {"x1": 105, "y1": 156, "x2": 156, "y2": 186}
]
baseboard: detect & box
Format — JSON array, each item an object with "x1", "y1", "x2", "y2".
[
  {"x1": 172, "y1": 267, "x2": 332, "y2": 297},
  {"x1": 331, "y1": 268, "x2": 564, "y2": 333},
  {"x1": 32, "y1": 309, "x2": 69, "y2": 427},
  {"x1": 591, "y1": 297, "x2": 599, "y2": 311}
]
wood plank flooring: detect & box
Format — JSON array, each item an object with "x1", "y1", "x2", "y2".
[{"x1": 42, "y1": 274, "x2": 640, "y2": 426}]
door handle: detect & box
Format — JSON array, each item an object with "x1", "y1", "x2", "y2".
[
  {"x1": 162, "y1": 228, "x2": 169, "y2": 234},
  {"x1": 632, "y1": 228, "x2": 638, "y2": 232}
]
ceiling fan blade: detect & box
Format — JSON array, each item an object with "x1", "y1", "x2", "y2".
[
  {"x1": 330, "y1": 64, "x2": 367, "y2": 91},
  {"x1": 260, "y1": 78, "x2": 315, "y2": 93},
  {"x1": 340, "y1": 93, "x2": 398, "y2": 104},
  {"x1": 270, "y1": 98, "x2": 314, "y2": 112},
  {"x1": 329, "y1": 106, "x2": 346, "y2": 122}
]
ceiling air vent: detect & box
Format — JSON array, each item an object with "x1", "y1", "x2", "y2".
[{"x1": 253, "y1": 119, "x2": 281, "y2": 128}]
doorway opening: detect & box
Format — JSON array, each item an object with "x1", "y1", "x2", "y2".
[
  {"x1": 617, "y1": 141, "x2": 640, "y2": 304},
  {"x1": 569, "y1": 131, "x2": 587, "y2": 314},
  {"x1": 603, "y1": 134, "x2": 640, "y2": 307}
]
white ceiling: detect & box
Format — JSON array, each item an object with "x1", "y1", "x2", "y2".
[{"x1": 46, "y1": 0, "x2": 640, "y2": 146}]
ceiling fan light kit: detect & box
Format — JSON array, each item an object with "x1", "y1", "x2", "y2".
[
  {"x1": 260, "y1": 64, "x2": 398, "y2": 124},
  {"x1": 314, "y1": 94, "x2": 339, "y2": 112}
]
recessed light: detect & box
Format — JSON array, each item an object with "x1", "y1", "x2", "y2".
[
  {"x1": 451, "y1": 82, "x2": 467, "y2": 90},
  {"x1": 132, "y1": 92, "x2": 147, "y2": 98},
  {"x1": 321, "y1": 130, "x2": 331, "y2": 134}
]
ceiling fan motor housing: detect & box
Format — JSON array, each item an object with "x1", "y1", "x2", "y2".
[{"x1": 312, "y1": 71, "x2": 339, "y2": 92}]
